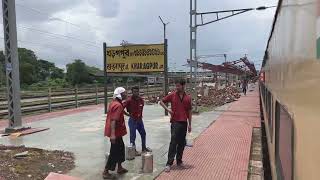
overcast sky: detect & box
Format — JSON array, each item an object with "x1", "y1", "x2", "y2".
[{"x1": 0, "y1": 0, "x2": 277, "y2": 71}]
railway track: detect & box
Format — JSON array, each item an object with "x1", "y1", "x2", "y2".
[{"x1": 0, "y1": 85, "x2": 168, "y2": 119}]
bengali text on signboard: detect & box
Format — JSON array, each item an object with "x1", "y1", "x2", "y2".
[{"x1": 106, "y1": 44, "x2": 165, "y2": 73}]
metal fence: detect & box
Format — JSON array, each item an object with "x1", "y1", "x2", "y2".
[{"x1": 0, "y1": 84, "x2": 167, "y2": 119}]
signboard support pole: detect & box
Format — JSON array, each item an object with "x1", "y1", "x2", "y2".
[
  {"x1": 126, "y1": 80, "x2": 128, "y2": 91},
  {"x1": 147, "y1": 81, "x2": 149, "y2": 98},
  {"x1": 164, "y1": 39, "x2": 169, "y2": 116},
  {"x1": 103, "y1": 42, "x2": 108, "y2": 114}
]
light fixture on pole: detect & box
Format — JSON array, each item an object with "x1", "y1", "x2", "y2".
[
  {"x1": 159, "y1": 16, "x2": 169, "y2": 40},
  {"x1": 158, "y1": 16, "x2": 170, "y2": 116}
]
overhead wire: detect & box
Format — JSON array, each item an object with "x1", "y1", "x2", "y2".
[
  {"x1": 19, "y1": 26, "x2": 99, "y2": 47},
  {"x1": 14, "y1": 0, "x2": 107, "y2": 49},
  {"x1": 15, "y1": 3, "x2": 85, "y2": 30},
  {"x1": 0, "y1": 0, "x2": 103, "y2": 61},
  {"x1": 0, "y1": 36, "x2": 100, "y2": 56},
  {"x1": 0, "y1": 32, "x2": 101, "y2": 55},
  {"x1": 15, "y1": 2, "x2": 108, "y2": 34},
  {"x1": 0, "y1": 23, "x2": 100, "y2": 48}
]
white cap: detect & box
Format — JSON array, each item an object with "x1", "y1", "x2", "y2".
[{"x1": 113, "y1": 87, "x2": 126, "y2": 100}]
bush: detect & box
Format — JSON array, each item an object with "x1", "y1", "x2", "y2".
[{"x1": 22, "y1": 78, "x2": 71, "y2": 91}]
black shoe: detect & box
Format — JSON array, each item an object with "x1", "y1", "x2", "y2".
[
  {"x1": 135, "y1": 150, "x2": 141, "y2": 156},
  {"x1": 177, "y1": 160, "x2": 183, "y2": 166},
  {"x1": 142, "y1": 147, "x2": 152, "y2": 153},
  {"x1": 102, "y1": 171, "x2": 116, "y2": 179},
  {"x1": 117, "y1": 168, "x2": 128, "y2": 175}
]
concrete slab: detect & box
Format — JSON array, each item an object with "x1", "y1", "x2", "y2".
[
  {"x1": 1, "y1": 127, "x2": 50, "y2": 137},
  {"x1": 0, "y1": 104, "x2": 229, "y2": 180},
  {"x1": 45, "y1": 173, "x2": 82, "y2": 180}
]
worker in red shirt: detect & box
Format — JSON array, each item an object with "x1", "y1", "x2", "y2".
[
  {"x1": 123, "y1": 86, "x2": 152, "y2": 155},
  {"x1": 160, "y1": 78, "x2": 192, "y2": 172},
  {"x1": 103, "y1": 87, "x2": 128, "y2": 179}
]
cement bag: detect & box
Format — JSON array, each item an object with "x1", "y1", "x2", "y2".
[{"x1": 186, "y1": 133, "x2": 194, "y2": 147}]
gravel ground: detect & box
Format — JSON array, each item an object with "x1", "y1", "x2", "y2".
[{"x1": 0, "y1": 145, "x2": 75, "y2": 180}]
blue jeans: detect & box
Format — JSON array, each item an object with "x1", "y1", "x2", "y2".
[{"x1": 128, "y1": 117, "x2": 146, "y2": 150}]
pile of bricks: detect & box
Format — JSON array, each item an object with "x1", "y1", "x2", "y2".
[
  {"x1": 198, "y1": 86, "x2": 240, "y2": 107},
  {"x1": 145, "y1": 96, "x2": 160, "y2": 104}
]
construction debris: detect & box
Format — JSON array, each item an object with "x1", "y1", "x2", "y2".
[
  {"x1": 13, "y1": 151, "x2": 29, "y2": 159},
  {"x1": 0, "y1": 145, "x2": 75, "y2": 180},
  {"x1": 144, "y1": 86, "x2": 240, "y2": 108},
  {"x1": 146, "y1": 96, "x2": 159, "y2": 104},
  {"x1": 197, "y1": 86, "x2": 240, "y2": 107}
]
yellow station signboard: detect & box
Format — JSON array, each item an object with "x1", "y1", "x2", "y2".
[{"x1": 106, "y1": 44, "x2": 165, "y2": 73}]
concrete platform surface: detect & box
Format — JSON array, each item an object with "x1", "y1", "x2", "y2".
[{"x1": 0, "y1": 101, "x2": 230, "y2": 180}]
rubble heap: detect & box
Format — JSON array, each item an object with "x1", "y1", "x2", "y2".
[
  {"x1": 198, "y1": 86, "x2": 240, "y2": 107},
  {"x1": 145, "y1": 95, "x2": 160, "y2": 104}
]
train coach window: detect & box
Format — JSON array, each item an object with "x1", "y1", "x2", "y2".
[{"x1": 275, "y1": 102, "x2": 294, "y2": 180}]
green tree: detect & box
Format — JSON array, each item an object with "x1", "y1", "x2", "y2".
[
  {"x1": 18, "y1": 48, "x2": 37, "y2": 64},
  {"x1": 17, "y1": 48, "x2": 65, "y2": 85},
  {"x1": 51, "y1": 67, "x2": 64, "y2": 79},
  {"x1": 87, "y1": 66, "x2": 104, "y2": 83},
  {"x1": 37, "y1": 59, "x2": 55, "y2": 81},
  {"x1": 1, "y1": 48, "x2": 103, "y2": 87},
  {"x1": 18, "y1": 48, "x2": 38, "y2": 85},
  {"x1": 87, "y1": 66, "x2": 101, "y2": 74},
  {"x1": 37, "y1": 59, "x2": 64, "y2": 80},
  {"x1": 20, "y1": 62, "x2": 37, "y2": 85},
  {"x1": 66, "y1": 59, "x2": 92, "y2": 85}
]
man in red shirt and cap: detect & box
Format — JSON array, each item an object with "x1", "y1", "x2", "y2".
[
  {"x1": 103, "y1": 87, "x2": 128, "y2": 179},
  {"x1": 160, "y1": 78, "x2": 192, "y2": 172},
  {"x1": 123, "y1": 86, "x2": 152, "y2": 155}
]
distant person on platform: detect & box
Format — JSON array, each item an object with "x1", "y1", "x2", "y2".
[
  {"x1": 123, "y1": 86, "x2": 152, "y2": 155},
  {"x1": 103, "y1": 87, "x2": 128, "y2": 179},
  {"x1": 160, "y1": 78, "x2": 192, "y2": 172},
  {"x1": 242, "y1": 79, "x2": 248, "y2": 96}
]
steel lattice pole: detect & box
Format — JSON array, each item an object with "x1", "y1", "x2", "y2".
[
  {"x1": 190, "y1": 0, "x2": 198, "y2": 112},
  {"x1": 2, "y1": 0, "x2": 22, "y2": 132}
]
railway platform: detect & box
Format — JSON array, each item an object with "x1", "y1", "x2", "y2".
[
  {"x1": 156, "y1": 86, "x2": 262, "y2": 180},
  {"x1": 0, "y1": 84, "x2": 262, "y2": 180}
]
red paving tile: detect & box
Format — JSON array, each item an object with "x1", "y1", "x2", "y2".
[
  {"x1": 0, "y1": 104, "x2": 103, "y2": 130},
  {"x1": 156, "y1": 87, "x2": 260, "y2": 180},
  {"x1": 44, "y1": 173, "x2": 82, "y2": 180}
]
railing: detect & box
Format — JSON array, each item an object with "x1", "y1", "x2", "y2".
[{"x1": 0, "y1": 84, "x2": 168, "y2": 119}]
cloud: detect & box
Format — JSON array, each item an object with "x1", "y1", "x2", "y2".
[
  {"x1": 15, "y1": 0, "x2": 85, "y2": 23},
  {"x1": 0, "y1": 0, "x2": 277, "y2": 71},
  {"x1": 88, "y1": 0, "x2": 120, "y2": 18}
]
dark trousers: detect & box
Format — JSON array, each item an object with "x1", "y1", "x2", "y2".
[
  {"x1": 105, "y1": 137, "x2": 125, "y2": 171},
  {"x1": 167, "y1": 122, "x2": 187, "y2": 166},
  {"x1": 128, "y1": 117, "x2": 146, "y2": 150},
  {"x1": 243, "y1": 87, "x2": 247, "y2": 95}
]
